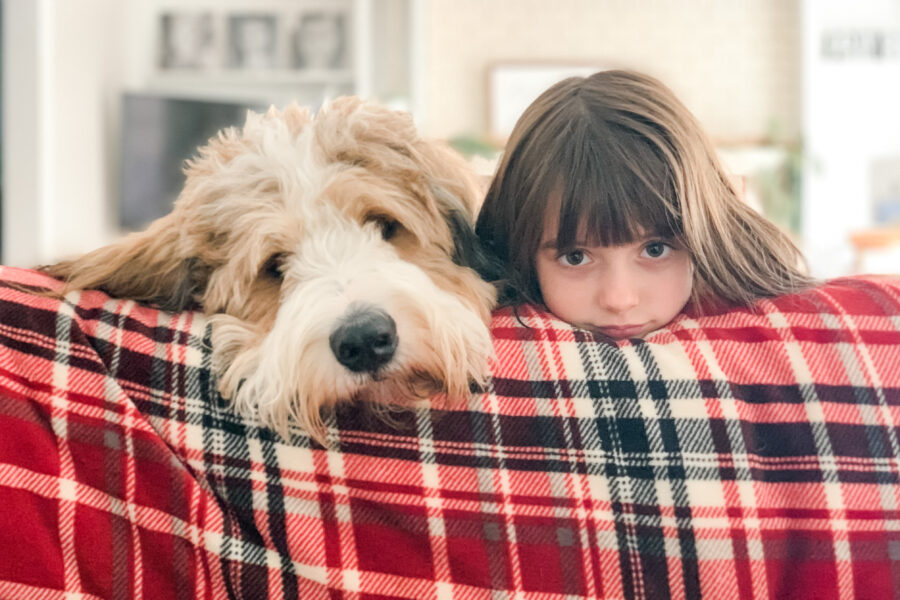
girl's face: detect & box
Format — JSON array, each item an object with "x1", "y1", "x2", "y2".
[{"x1": 535, "y1": 206, "x2": 693, "y2": 341}]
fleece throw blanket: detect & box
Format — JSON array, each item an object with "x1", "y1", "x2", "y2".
[{"x1": 0, "y1": 265, "x2": 899, "y2": 600}]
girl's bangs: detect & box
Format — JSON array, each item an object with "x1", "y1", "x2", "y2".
[{"x1": 551, "y1": 127, "x2": 680, "y2": 250}]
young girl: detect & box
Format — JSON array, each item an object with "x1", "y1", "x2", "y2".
[{"x1": 475, "y1": 69, "x2": 812, "y2": 341}]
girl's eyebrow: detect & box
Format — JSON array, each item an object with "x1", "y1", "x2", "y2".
[
  {"x1": 539, "y1": 238, "x2": 589, "y2": 251},
  {"x1": 539, "y1": 237, "x2": 604, "y2": 251},
  {"x1": 539, "y1": 239, "x2": 562, "y2": 250},
  {"x1": 540, "y1": 233, "x2": 672, "y2": 251}
]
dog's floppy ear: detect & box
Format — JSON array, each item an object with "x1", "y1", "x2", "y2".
[
  {"x1": 41, "y1": 215, "x2": 208, "y2": 311},
  {"x1": 432, "y1": 185, "x2": 503, "y2": 282},
  {"x1": 446, "y1": 209, "x2": 504, "y2": 282}
]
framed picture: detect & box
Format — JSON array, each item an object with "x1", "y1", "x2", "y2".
[
  {"x1": 227, "y1": 13, "x2": 279, "y2": 69},
  {"x1": 870, "y1": 155, "x2": 900, "y2": 225},
  {"x1": 159, "y1": 12, "x2": 216, "y2": 70},
  {"x1": 290, "y1": 8, "x2": 350, "y2": 70},
  {"x1": 487, "y1": 63, "x2": 605, "y2": 141}
]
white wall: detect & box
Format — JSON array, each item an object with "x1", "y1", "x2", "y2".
[
  {"x1": 422, "y1": 0, "x2": 802, "y2": 143},
  {"x1": 3, "y1": 0, "x2": 52, "y2": 267},
  {"x1": 15, "y1": 0, "x2": 878, "y2": 275},
  {"x1": 52, "y1": 0, "x2": 128, "y2": 259},
  {"x1": 3, "y1": 0, "x2": 126, "y2": 266},
  {"x1": 802, "y1": 0, "x2": 900, "y2": 277}
]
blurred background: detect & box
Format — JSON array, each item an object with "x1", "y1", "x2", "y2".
[{"x1": 2, "y1": 0, "x2": 899, "y2": 276}]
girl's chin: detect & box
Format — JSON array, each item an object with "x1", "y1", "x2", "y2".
[{"x1": 585, "y1": 323, "x2": 651, "y2": 340}]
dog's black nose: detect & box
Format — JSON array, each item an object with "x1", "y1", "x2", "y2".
[{"x1": 329, "y1": 309, "x2": 398, "y2": 373}]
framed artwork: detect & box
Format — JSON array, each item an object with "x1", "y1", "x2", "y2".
[
  {"x1": 227, "y1": 13, "x2": 279, "y2": 69},
  {"x1": 155, "y1": 3, "x2": 353, "y2": 75},
  {"x1": 159, "y1": 12, "x2": 216, "y2": 70},
  {"x1": 290, "y1": 8, "x2": 350, "y2": 70},
  {"x1": 871, "y1": 155, "x2": 900, "y2": 225},
  {"x1": 487, "y1": 63, "x2": 604, "y2": 141}
]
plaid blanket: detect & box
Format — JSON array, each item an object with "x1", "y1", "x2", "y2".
[{"x1": 1, "y1": 265, "x2": 899, "y2": 600}]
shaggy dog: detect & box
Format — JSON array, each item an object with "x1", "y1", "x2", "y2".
[{"x1": 44, "y1": 98, "x2": 497, "y2": 445}]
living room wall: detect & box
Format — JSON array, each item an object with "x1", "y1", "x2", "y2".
[
  {"x1": 423, "y1": 0, "x2": 801, "y2": 144},
  {"x1": 3, "y1": 0, "x2": 806, "y2": 268}
]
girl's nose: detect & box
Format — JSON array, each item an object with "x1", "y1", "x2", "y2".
[{"x1": 595, "y1": 271, "x2": 640, "y2": 314}]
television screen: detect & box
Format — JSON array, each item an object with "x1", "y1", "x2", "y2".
[{"x1": 119, "y1": 93, "x2": 267, "y2": 230}]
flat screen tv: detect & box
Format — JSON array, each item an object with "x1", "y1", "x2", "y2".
[{"x1": 119, "y1": 92, "x2": 267, "y2": 230}]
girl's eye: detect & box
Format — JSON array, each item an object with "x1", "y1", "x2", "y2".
[
  {"x1": 558, "y1": 250, "x2": 591, "y2": 267},
  {"x1": 642, "y1": 241, "x2": 672, "y2": 259}
]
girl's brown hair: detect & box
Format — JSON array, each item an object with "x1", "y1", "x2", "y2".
[{"x1": 475, "y1": 69, "x2": 813, "y2": 310}]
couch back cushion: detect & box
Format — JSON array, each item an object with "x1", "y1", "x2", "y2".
[{"x1": 1, "y1": 267, "x2": 898, "y2": 599}]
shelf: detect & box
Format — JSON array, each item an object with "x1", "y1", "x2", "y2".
[
  {"x1": 154, "y1": 68, "x2": 356, "y2": 86},
  {"x1": 126, "y1": 0, "x2": 418, "y2": 113}
]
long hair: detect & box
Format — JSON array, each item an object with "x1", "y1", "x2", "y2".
[{"x1": 475, "y1": 69, "x2": 813, "y2": 310}]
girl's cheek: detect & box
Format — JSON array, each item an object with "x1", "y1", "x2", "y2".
[{"x1": 681, "y1": 260, "x2": 696, "y2": 297}]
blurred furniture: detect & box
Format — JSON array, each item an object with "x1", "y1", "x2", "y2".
[
  {"x1": 849, "y1": 225, "x2": 900, "y2": 273},
  {"x1": 117, "y1": 1, "x2": 422, "y2": 232},
  {"x1": 128, "y1": 0, "x2": 420, "y2": 114}
]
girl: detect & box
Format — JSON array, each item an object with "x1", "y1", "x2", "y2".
[{"x1": 475, "y1": 69, "x2": 813, "y2": 340}]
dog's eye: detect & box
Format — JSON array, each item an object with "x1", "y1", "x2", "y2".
[
  {"x1": 369, "y1": 216, "x2": 399, "y2": 241},
  {"x1": 380, "y1": 219, "x2": 399, "y2": 241},
  {"x1": 261, "y1": 253, "x2": 287, "y2": 280}
]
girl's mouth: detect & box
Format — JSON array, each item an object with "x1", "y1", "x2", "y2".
[{"x1": 594, "y1": 324, "x2": 647, "y2": 339}]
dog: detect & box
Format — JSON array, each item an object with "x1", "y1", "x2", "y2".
[{"x1": 43, "y1": 97, "x2": 497, "y2": 445}]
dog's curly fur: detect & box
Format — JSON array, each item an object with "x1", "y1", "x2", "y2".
[{"x1": 43, "y1": 98, "x2": 497, "y2": 445}]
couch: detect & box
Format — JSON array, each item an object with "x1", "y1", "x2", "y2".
[{"x1": 1, "y1": 266, "x2": 898, "y2": 599}]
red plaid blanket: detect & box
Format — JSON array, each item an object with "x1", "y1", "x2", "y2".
[{"x1": 1, "y1": 265, "x2": 899, "y2": 599}]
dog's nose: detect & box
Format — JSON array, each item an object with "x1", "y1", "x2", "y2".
[{"x1": 329, "y1": 309, "x2": 398, "y2": 373}]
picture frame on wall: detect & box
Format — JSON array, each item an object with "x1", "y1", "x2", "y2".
[
  {"x1": 290, "y1": 9, "x2": 350, "y2": 70},
  {"x1": 487, "y1": 63, "x2": 605, "y2": 142},
  {"x1": 227, "y1": 13, "x2": 279, "y2": 70},
  {"x1": 870, "y1": 155, "x2": 900, "y2": 225},
  {"x1": 158, "y1": 12, "x2": 216, "y2": 71},
  {"x1": 154, "y1": 5, "x2": 356, "y2": 78}
]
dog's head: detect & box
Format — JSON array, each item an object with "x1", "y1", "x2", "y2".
[{"x1": 45, "y1": 98, "x2": 497, "y2": 444}]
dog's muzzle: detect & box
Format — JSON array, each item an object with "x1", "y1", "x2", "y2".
[{"x1": 329, "y1": 307, "x2": 398, "y2": 373}]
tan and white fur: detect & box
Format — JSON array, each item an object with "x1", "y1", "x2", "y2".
[{"x1": 44, "y1": 98, "x2": 497, "y2": 445}]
